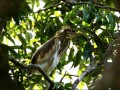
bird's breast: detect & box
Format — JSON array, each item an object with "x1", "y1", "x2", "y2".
[
  {"x1": 37, "y1": 51, "x2": 60, "y2": 75},
  {"x1": 49, "y1": 52, "x2": 59, "y2": 73}
]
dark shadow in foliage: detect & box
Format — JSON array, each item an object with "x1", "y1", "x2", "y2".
[{"x1": 0, "y1": 44, "x2": 22, "y2": 90}]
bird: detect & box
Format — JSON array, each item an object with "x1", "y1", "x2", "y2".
[{"x1": 30, "y1": 26, "x2": 79, "y2": 89}]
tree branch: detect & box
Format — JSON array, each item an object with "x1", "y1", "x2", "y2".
[
  {"x1": 35, "y1": 1, "x2": 119, "y2": 14},
  {"x1": 72, "y1": 61, "x2": 96, "y2": 90},
  {"x1": 59, "y1": 71, "x2": 67, "y2": 83},
  {"x1": 35, "y1": 2, "x2": 62, "y2": 13},
  {"x1": 72, "y1": 37, "x2": 120, "y2": 90},
  {"x1": 9, "y1": 58, "x2": 54, "y2": 90},
  {"x1": 102, "y1": 37, "x2": 120, "y2": 64},
  {"x1": 63, "y1": 1, "x2": 120, "y2": 12}
]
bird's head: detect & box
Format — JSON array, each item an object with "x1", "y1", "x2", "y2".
[{"x1": 55, "y1": 26, "x2": 80, "y2": 39}]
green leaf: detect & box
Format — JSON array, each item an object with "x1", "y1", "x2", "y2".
[
  {"x1": 82, "y1": 8, "x2": 89, "y2": 22},
  {"x1": 83, "y1": 43, "x2": 92, "y2": 60},
  {"x1": 68, "y1": 48, "x2": 74, "y2": 62},
  {"x1": 95, "y1": 14, "x2": 101, "y2": 23},
  {"x1": 102, "y1": 16, "x2": 108, "y2": 25},
  {"x1": 8, "y1": 46, "x2": 18, "y2": 57},
  {"x1": 17, "y1": 34, "x2": 26, "y2": 44},
  {"x1": 6, "y1": 33, "x2": 15, "y2": 44},
  {"x1": 36, "y1": 0, "x2": 40, "y2": 7},
  {"x1": 63, "y1": 5, "x2": 81, "y2": 24},
  {"x1": 31, "y1": 0, "x2": 35, "y2": 9},
  {"x1": 107, "y1": 13, "x2": 115, "y2": 30},
  {"x1": 83, "y1": 74, "x2": 92, "y2": 83},
  {"x1": 73, "y1": 50, "x2": 82, "y2": 67},
  {"x1": 10, "y1": 45, "x2": 21, "y2": 49},
  {"x1": 44, "y1": 1, "x2": 55, "y2": 8},
  {"x1": 44, "y1": 21, "x2": 53, "y2": 32},
  {"x1": 94, "y1": 35, "x2": 105, "y2": 52},
  {"x1": 26, "y1": 32, "x2": 33, "y2": 41},
  {"x1": 64, "y1": 83, "x2": 72, "y2": 90}
]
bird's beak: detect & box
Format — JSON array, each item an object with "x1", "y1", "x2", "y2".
[{"x1": 71, "y1": 33, "x2": 82, "y2": 38}]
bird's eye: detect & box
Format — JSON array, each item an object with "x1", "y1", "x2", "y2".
[{"x1": 72, "y1": 30, "x2": 76, "y2": 32}]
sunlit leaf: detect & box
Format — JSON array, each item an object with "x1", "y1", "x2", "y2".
[
  {"x1": 6, "y1": 33, "x2": 15, "y2": 44},
  {"x1": 17, "y1": 34, "x2": 26, "y2": 44},
  {"x1": 63, "y1": 5, "x2": 81, "y2": 24},
  {"x1": 0, "y1": 0, "x2": 119, "y2": 89}
]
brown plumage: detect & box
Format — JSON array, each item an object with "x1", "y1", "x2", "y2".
[{"x1": 31, "y1": 27, "x2": 79, "y2": 75}]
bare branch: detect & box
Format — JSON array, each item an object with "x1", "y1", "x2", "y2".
[{"x1": 9, "y1": 58, "x2": 54, "y2": 90}]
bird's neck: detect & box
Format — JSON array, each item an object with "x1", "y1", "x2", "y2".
[{"x1": 57, "y1": 36, "x2": 70, "y2": 57}]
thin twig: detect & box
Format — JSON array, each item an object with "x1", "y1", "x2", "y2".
[
  {"x1": 59, "y1": 71, "x2": 67, "y2": 83},
  {"x1": 35, "y1": 2, "x2": 63, "y2": 13},
  {"x1": 66, "y1": 74, "x2": 78, "y2": 77}
]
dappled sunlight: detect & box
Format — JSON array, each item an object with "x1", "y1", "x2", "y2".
[{"x1": 1, "y1": 0, "x2": 120, "y2": 90}]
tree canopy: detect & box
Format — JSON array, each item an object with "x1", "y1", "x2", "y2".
[{"x1": 0, "y1": 0, "x2": 120, "y2": 90}]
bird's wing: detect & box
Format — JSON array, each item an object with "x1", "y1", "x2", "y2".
[{"x1": 31, "y1": 37, "x2": 60, "y2": 64}]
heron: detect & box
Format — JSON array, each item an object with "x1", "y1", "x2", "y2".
[{"x1": 31, "y1": 26, "x2": 80, "y2": 89}]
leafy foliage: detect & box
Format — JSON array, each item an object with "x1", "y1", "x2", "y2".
[{"x1": 0, "y1": 0, "x2": 120, "y2": 90}]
